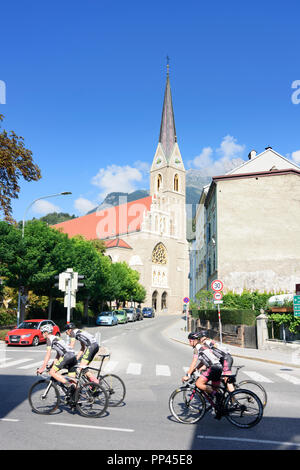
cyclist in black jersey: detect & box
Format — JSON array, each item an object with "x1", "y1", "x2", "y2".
[
  {"x1": 65, "y1": 323, "x2": 100, "y2": 383},
  {"x1": 37, "y1": 324, "x2": 77, "y2": 394}
]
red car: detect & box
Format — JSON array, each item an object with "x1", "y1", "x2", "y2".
[{"x1": 5, "y1": 319, "x2": 60, "y2": 346}]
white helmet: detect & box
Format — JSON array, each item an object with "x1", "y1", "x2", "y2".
[{"x1": 40, "y1": 324, "x2": 53, "y2": 334}]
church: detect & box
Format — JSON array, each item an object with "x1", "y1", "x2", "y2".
[{"x1": 54, "y1": 70, "x2": 190, "y2": 315}]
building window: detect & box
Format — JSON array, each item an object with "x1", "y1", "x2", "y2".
[
  {"x1": 157, "y1": 174, "x2": 162, "y2": 191},
  {"x1": 174, "y1": 174, "x2": 179, "y2": 192},
  {"x1": 152, "y1": 243, "x2": 167, "y2": 265}
]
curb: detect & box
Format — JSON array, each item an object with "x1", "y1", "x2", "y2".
[{"x1": 169, "y1": 337, "x2": 300, "y2": 369}]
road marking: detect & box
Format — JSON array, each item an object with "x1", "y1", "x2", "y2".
[
  {"x1": 103, "y1": 361, "x2": 118, "y2": 373},
  {"x1": 47, "y1": 422, "x2": 134, "y2": 433},
  {"x1": 0, "y1": 358, "x2": 32, "y2": 368},
  {"x1": 156, "y1": 365, "x2": 171, "y2": 376},
  {"x1": 276, "y1": 373, "x2": 300, "y2": 385},
  {"x1": 0, "y1": 357, "x2": 12, "y2": 363},
  {"x1": 18, "y1": 361, "x2": 43, "y2": 370},
  {"x1": 197, "y1": 435, "x2": 300, "y2": 448},
  {"x1": 0, "y1": 418, "x2": 19, "y2": 422},
  {"x1": 241, "y1": 371, "x2": 273, "y2": 383},
  {"x1": 126, "y1": 363, "x2": 142, "y2": 375}
]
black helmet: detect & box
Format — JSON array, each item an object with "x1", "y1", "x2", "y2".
[
  {"x1": 188, "y1": 331, "x2": 202, "y2": 340},
  {"x1": 65, "y1": 322, "x2": 76, "y2": 330}
]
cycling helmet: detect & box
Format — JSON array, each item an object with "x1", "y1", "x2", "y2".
[
  {"x1": 40, "y1": 324, "x2": 53, "y2": 334},
  {"x1": 65, "y1": 322, "x2": 76, "y2": 330},
  {"x1": 188, "y1": 331, "x2": 202, "y2": 340}
]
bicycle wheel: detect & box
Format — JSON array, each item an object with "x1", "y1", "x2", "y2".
[
  {"x1": 28, "y1": 379, "x2": 60, "y2": 414},
  {"x1": 101, "y1": 374, "x2": 126, "y2": 407},
  {"x1": 224, "y1": 389, "x2": 263, "y2": 428},
  {"x1": 75, "y1": 382, "x2": 108, "y2": 418},
  {"x1": 169, "y1": 386, "x2": 206, "y2": 424},
  {"x1": 236, "y1": 380, "x2": 267, "y2": 408}
]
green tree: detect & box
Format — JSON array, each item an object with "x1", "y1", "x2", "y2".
[{"x1": 0, "y1": 115, "x2": 41, "y2": 223}]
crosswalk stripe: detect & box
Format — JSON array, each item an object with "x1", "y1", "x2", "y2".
[
  {"x1": 156, "y1": 365, "x2": 171, "y2": 376},
  {"x1": 103, "y1": 361, "x2": 118, "y2": 373},
  {"x1": 241, "y1": 371, "x2": 273, "y2": 383},
  {"x1": 0, "y1": 358, "x2": 32, "y2": 368},
  {"x1": 0, "y1": 357, "x2": 12, "y2": 363},
  {"x1": 18, "y1": 361, "x2": 43, "y2": 370},
  {"x1": 276, "y1": 373, "x2": 300, "y2": 385},
  {"x1": 126, "y1": 363, "x2": 142, "y2": 375}
]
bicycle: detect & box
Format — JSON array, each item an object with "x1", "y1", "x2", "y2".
[
  {"x1": 28, "y1": 365, "x2": 109, "y2": 418},
  {"x1": 68, "y1": 353, "x2": 126, "y2": 407},
  {"x1": 233, "y1": 365, "x2": 267, "y2": 408},
  {"x1": 169, "y1": 371, "x2": 264, "y2": 428}
]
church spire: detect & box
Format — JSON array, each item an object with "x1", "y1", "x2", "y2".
[{"x1": 159, "y1": 58, "x2": 177, "y2": 160}]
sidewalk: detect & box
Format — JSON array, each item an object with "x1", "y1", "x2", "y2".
[{"x1": 165, "y1": 316, "x2": 300, "y2": 369}]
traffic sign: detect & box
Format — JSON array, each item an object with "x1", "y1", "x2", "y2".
[
  {"x1": 293, "y1": 295, "x2": 300, "y2": 317},
  {"x1": 213, "y1": 291, "x2": 223, "y2": 301},
  {"x1": 211, "y1": 279, "x2": 223, "y2": 292},
  {"x1": 183, "y1": 297, "x2": 190, "y2": 304}
]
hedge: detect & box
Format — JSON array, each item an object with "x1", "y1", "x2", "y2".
[
  {"x1": 0, "y1": 309, "x2": 18, "y2": 327},
  {"x1": 190, "y1": 308, "x2": 257, "y2": 326}
]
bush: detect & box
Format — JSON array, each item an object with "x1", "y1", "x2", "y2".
[
  {"x1": 191, "y1": 308, "x2": 257, "y2": 326},
  {"x1": 0, "y1": 309, "x2": 17, "y2": 327}
]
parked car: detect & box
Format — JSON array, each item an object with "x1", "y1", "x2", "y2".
[
  {"x1": 96, "y1": 311, "x2": 118, "y2": 326},
  {"x1": 5, "y1": 319, "x2": 60, "y2": 346},
  {"x1": 135, "y1": 308, "x2": 144, "y2": 321},
  {"x1": 123, "y1": 307, "x2": 138, "y2": 322},
  {"x1": 142, "y1": 307, "x2": 155, "y2": 318},
  {"x1": 114, "y1": 310, "x2": 128, "y2": 324}
]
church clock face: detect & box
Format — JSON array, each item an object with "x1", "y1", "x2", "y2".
[{"x1": 156, "y1": 157, "x2": 162, "y2": 166}]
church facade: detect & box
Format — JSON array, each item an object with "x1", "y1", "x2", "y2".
[{"x1": 54, "y1": 72, "x2": 189, "y2": 315}]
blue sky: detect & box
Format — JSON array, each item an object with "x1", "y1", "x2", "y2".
[{"x1": 1, "y1": 0, "x2": 300, "y2": 221}]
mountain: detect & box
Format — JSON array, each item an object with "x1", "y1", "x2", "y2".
[{"x1": 86, "y1": 190, "x2": 149, "y2": 214}]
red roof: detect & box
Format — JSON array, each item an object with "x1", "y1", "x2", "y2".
[
  {"x1": 104, "y1": 238, "x2": 132, "y2": 249},
  {"x1": 53, "y1": 196, "x2": 152, "y2": 241}
]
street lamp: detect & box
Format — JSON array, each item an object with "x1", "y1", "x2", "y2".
[{"x1": 17, "y1": 191, "x2": 72, "y2": 325}]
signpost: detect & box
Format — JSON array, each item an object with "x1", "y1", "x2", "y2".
[
  {"x1": 55, "y1": 269, "x2": 85, "y2": 324},
  {"x1": 183, "y1": 297, "x2": 190, "y2": 332},
  {"x1": 293, "y1": 295, "x2": 300, "y2": 318},
  {"x1": 211, "y1": 280, "x2": 223, "y2": 344}
]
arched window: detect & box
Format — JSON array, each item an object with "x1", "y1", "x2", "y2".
[
  {"x1": 157, "y1": 174, "x2": 162, "y2": 191},
  {"x1": 152, "y1": 243, "x2": 167, "y2": 265},
  {"x1": 174, "y1": 174, "x2": 179, "y2": 192}
]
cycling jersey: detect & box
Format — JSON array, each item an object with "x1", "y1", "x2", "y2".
[
  {"x1": 69, "y1": 329, "x2": 97, "y2": 347},
  {"x1": 46, "y1": 335, "x2": 75, "y2": 357},
  {"x1": 193, "y1": 343, "x2": 221, "y2": 368},
  {"x1": 203, "y1": 339, "x2": 233, "y2": 371}
]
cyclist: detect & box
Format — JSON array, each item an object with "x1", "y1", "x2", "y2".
[
  {"x1": 182, "y1": 331, "x2": 224, "y2": 417},
  {"x1": 37, "y1": 324, "x2": 77, "y2": 396},
  {"x1": 64, "y1": 323, "x2": 100, "y2": 383}
]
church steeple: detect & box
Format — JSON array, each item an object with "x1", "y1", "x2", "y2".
[{"x1": 159, "y1": 61, "x2": 177, "y2": 161}]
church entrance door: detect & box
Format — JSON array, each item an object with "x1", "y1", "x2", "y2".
[
  {"x1": 161, "y1": 291, "x2": 167, "y2": 312},
  {"x1": 152, "y1": 291, "x2": 158, "y2": 312}
]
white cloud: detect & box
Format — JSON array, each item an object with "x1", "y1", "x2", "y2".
[
  {"x1": 188, "y1": 135, "x2": 245, "y2": 176},
  {"x1": 291, "y1": 150, "x2": 300, "y2": 165},
  {"x1": 91, "y1": 164, "x2": 143, "y2": 200},
  {"x1": 32, "y1": 200, "x2": 61, "y2": 215},
  {"x1": 74, "y1": 197, "x2": 96, "y2": 215}
]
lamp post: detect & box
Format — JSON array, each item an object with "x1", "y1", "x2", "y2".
[{"x1": 17, "y1": 191, "x2": 72, "y2": 326}]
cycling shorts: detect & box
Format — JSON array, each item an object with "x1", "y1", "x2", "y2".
[
  {"x1": 82, "y1": 342, "x2": 99, "y2": 363},
  {"x1": 53, "y1": 353, "x2": 77, "y2": 376},
  {"x1": 201, "y1": 363, "x2": 223, "y2": 385}
]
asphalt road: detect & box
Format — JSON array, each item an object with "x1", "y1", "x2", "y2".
[{"x1": 1, "y1": 315, "x2": 300, "y2": 451}]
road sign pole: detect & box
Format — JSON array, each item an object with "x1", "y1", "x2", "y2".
[{"x1": 218, "y1": 303, "x2": 222, "y2": 345}]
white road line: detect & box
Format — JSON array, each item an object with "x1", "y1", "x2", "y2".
[
  {"x1": 0, "y1": 419, "x2": 19, "y2": 422},
  {"x1": 276, "y1": 373, "x2": 300, "y2": 385},
  {"x1": 47, "y1": 422, "x2": 134, "y2": 433},
  {"x1": 103, "y1": 361, "x2": 118, "y2": 373},
  {"x1": 0, "y1": 357, "x2": 12, "y2": 363},
  {"x1": 0, "y1": 358, "x2": 32, "y2": 368},
  {"x1": 156, "y1": 365, "x2": 171, "y2": 376},
  {"x1": 197, "y1": 435, "x2": 300, "y2": 448},
  {"x1": 241, "y1": 371, "x2": 273, "y2": 383},
  {"x1": 126, "y1": 363, "x2": 142, "y2": 375},
  {"x1": 18, "y1": 361, "x2": 43, "y2": 370}
]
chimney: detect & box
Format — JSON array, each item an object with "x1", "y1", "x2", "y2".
[
  {"x1": 265, "y1": 146, "x2": 272, "y2": 150},
  {"x1": 248, "y1": 150, "x2": 257, "y2": 160}
]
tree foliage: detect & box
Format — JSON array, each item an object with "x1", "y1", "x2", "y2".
[{"x1": 0, "y1": 115, "x2": 41, "y2": 222}]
